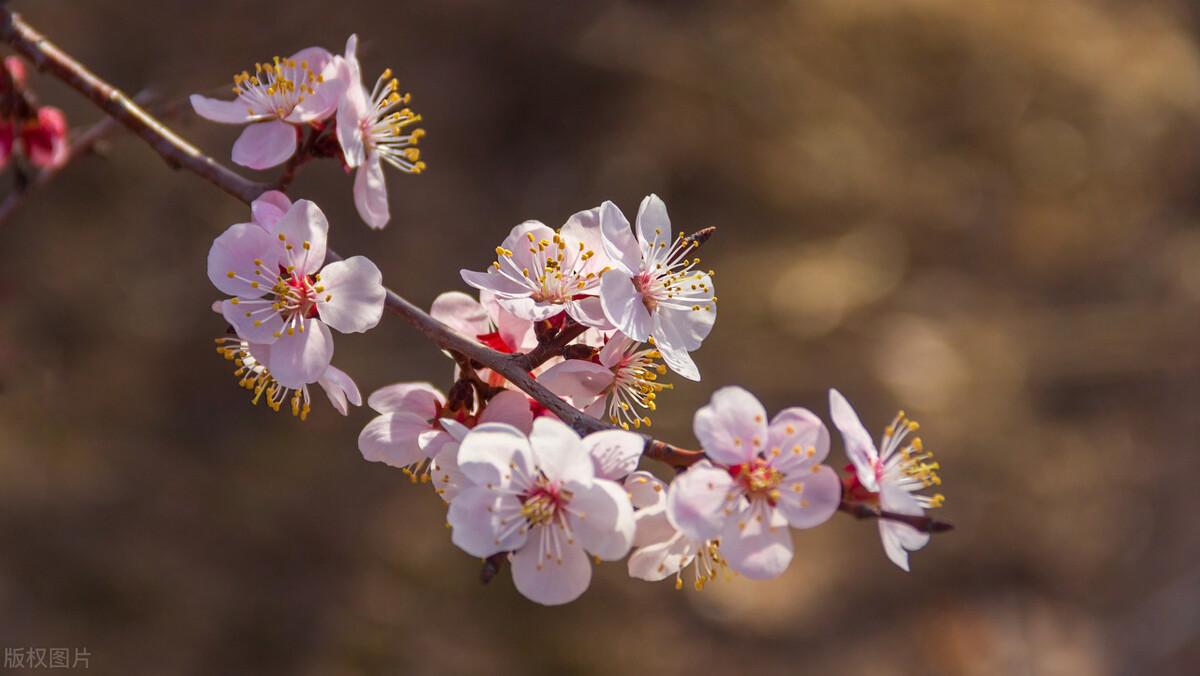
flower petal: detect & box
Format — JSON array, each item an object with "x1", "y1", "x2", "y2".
[
  {"x1": 625, "y1": 470, "x2": 667, "y2": 510},
  {"x1": 221, "y1": 298, "x2": 283, "y2": 345},
  {"x1": 207, "y1": 222, "x2": 277, "y2": 297},
  {"x1": 231, "y1": 120, "x2": 297, "y2": 170},
  {"x1": 357, "y1": 412, "x2": 433, "y2": 467},
  {"x1": 599, "y1": 200, "x2": 640, "y2": 275},
  {"x1": 537, "y1": 359, "x2": 612, "y2": 407},
  {"x1": 631, "y1": 504, "x2": 677, "y2": 549},
  {"x1": 315, "y1": 256, "x2": 385, "y2": 334},
  {"x1": 653, "y1": 284, "x2": 715, "y2": 351},
  {"x1": 317, "y1": 364, "x2": 361, "y2": 415},
  {"x1": 286, "y1": 47, "x2": 343, "y2": 123},
  {"x1": 190, "y1": 94, "x2": 252, "y2": 124},
  {"x1": 829, "y1": 389, "x2": 880, "y2": 491},
  {"x1": 353, "y1": 153, "x2": 390, "y2": 229},
  {"x1": 666, "y1": 462, "x2": 734, "y2": 540},
  {"x1": 367, "y1": 382, "x2": 443, "y2": 416},
  {"x1": 600, "y1": 270, "x2": 652, "y2": 342},
  {"x1": 766, "y1": 407, "x2": 831, "y2": 473},
  {"x1": 273, "y1": 199, "x2": 328, "y2": 276},
  {"x1": 528, "y1": 417, "x2": 593, "y2": 485},
  {"x1": 654, "y1": 337, "x2": 700, "y2": 382},
  {"x1": 773, "y1": 464, "x2": 840, "y2": 529},
  {"x1": 567, "y1": 296, "x2": 613, "y2": 330},
  {"x1": 569, "y1": 479, "x2": 635, "y2": 560},
  {"x1": 478, "y1": 389, "x2": 534, "y2": 434},
  {"x1": 511, "y1": 535, "x2": 591, "y2": 606},
  {"x1": 720, "y1": 505, "x2": 793, "y2": 580},
  {"x1": 628, "y1": 530, "x2": 695, "y2": 582},
  {"x1": 693, "y1": 386, "x2": 769, "y2": 465},
  {"x1": 635, "y1": 194, "x2": 672, "y2": 253},
  {"x1": 582, "y1": 429, "x2": 643, "y2": 481},
  {"x1": 335, "y1": 36, "x2": 368, "y2": 168},
  {"x1": 461, "y1": 269, "x2": 530, "y2": 298},
  {"x1": 448, "y1": 486, "x2": 526, "y2": 558},
  {"x1": 431, "y1": 441, "x2": 467, "y2": 503},
  {"x1": 457, "y1": 422, "x2": 535, "y2": 489},
  {"x1": 431, "y1": 291, "x2": 490, "y2": 338},
  {"x1": 879, "y1": 520, "x2": 930, "y2": 572},
  {"x1": 250, "y1": 190, "x2": 292, "y2": 230},
  {"x1": 266, "y1": 318, "x2": 334, "y2": 388}
]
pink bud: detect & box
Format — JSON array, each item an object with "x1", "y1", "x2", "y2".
[{"x1": 22, "y1": 105, "x2": 68, "y2": 169}]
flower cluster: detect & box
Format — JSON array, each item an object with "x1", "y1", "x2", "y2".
[{"x1": 0, "y1": 56, "x2": 68, "y2": 171}]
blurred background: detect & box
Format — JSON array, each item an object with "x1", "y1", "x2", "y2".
[{"x1": 0, "y1": 0, "x2": 1197, "y2": 673}]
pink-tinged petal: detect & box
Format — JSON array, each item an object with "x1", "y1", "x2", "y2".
[
  {"x1": 511, "y1": 536, "x2": 591, "y2": 606},
  {"x1": 221, "y1": 299, "x2": 283, "y2": 344},
  {"x1": 766, "y1": 407, "x2": 831, "y2": 473},
  {"x1": 635, "y1": 194, "x2": 672, "y2": 252},
  {"x1": 568, "y1": 479, "x2": 635, "y2": 560},
  {"x1": 231, "y1": 120, "x2": 297, "y2": 170},
  {"x1": 599, "y1": 200, "x2": 640, "y2": 275},
  {"x1": 431, "y1": 291, "x2": 489, "y2": 338},
  {"x1": 496, "y1": 296, "x2": 563, "y2": 322},
  {"x1": 357, "y1": 412, "x2": 433, "y2": 467},
  {"x1": 631, "y1": 505, "x2": 676, "y2": 548},
  {"x1": 655, "y1": 338, "x2": 700, "y2": 382},
  {"x1": 600, "y1": 270, "x2": 652, "y2": 341},
  {"x1": 273, "y1": 199, "x2": 328, "y2": 275},
  {"x1": 286, "y1": 47, "x2": 343, "y2": 123},
  {"x1": 628, "y1": 531, "x2": 695, "y2": 582},
  {"x1": 560, "y1": 206, "x2": 610, "y2": 277},
  {"x1": 367, "y1": 382, "x2": 443, "y2": 416},
  {"x1": 538, "y1": 359, "x2": 612, "y2": 406},
  {"x1": 457, "y1": 422, "x2": 535, "y2": 489},
  {"x1": 567, "y1": 296, "x2": 613, "y2": 330},
  {"x1": 448, "y1": 486, "x2": 526, "y2": 558},
  {"x1": 317, "y1": 365, "x2": 361, "y2": 415},
  {"x1": 879, "y1": 520, "x2": 930, "y2": 572},
  {"x1": 250, "y1": 190, "x2": 292, "y2": 230},
  {"x1": 315, "y1": 256, "x2": 385, "y2": 333},
  {"x1": 431, "y1": 441, "x2": 467, "y2": 503},
  {"x1": 482, "y1": 290, "x2": 536, "y2": 351},
  {"x1": 190, "y1": 94, "x2": 252, "y2": 124},
  {"x1": 207, "y1": 222, "x2": 277, "y2": 297},
  {"x1": 666, "y1": 462, "x2": 735, "y2": 540},
  {"x1": 438, "y1": 418, "x2": 471, "y2": 442},
  {"x1": 693, "y1": 386, "x2": 769, "y2": 465},
  {"x1": 582, "y1": 397, "x2": 606, "y2": 419},
  {"x1": 478, "y1": 389, "x2": 534, "y2": 434},
  {"x1": 829, "y1": 389, "x2": 880, "y2": 491},
  {"x1": 625, "y1": 471, "x2": 667, "y2": 510},
  {"x1": 720, "y1": 505, "x2": 793, "y2": 580},
  {"x1": 773, "y1": 464, "x2": 840, "y2": 529},
  {"x1": 461, "y1": 269, "x2": 530, "y2": 298},
  {"x1": 353, "y1": 154, "x2": 390, "y2": 229},
  {"x1": 335, "y1": 36, "x2": 368, "y2": 167},
  {"x1": 528, "y1": 417, "x2": 593, "y2": 485},
  {"x1": 653, "y1": 283, "x2": 715, "y2": 351},
  {"x1": 500, "y1": 220, "x2": 556, "y2": 272},
  {"x1": 267, "y1": 318, "x2": 334, "y2": 388},
  {"x1": 583, "y1": 429, "x2": 643, "y2": 481}
]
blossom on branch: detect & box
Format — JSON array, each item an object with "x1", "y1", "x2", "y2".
[
  {"x1": 666, "y1": 387, "x2": 841, "y2": 579},
  {"x1": 625, "y1": 471, "x2": 727, "y2": 590},
  {"x1": 538, "y1": 333, "x2": 671, "y2": 430},
  {"x1": 206, "y1": 194, "x2": 385, "y2": 388},
  {"x1": 214, "y1": 335, "x2": 361, "y2": 419},
  {"x1": 430, "y1": 290, "x2": 536, "y2": 387},
  {"x1": 829, "y1": 389, "x2": 944, "y2": 571},
  {"x1": 190, "y1": 47, "x2": 344, "y2": 169},
  {"x1": 336, "y1": 35, "x2": 425, "y2": 229},
  {"x1": 598, "y1": 195, "x2": 715, "y2": 381},
  {"x1": 446, "y1": 418, "x2": 638, "y2": 605}
]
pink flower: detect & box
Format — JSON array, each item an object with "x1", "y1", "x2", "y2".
[
  {"x1": 625, "y1": 471, "x2": 726, "y2": 590},
  {"x1": 335, "y1": 35, "x2": 425, "y2": 229},
  {"x1": 21, "y1": 106, "x2": 68, "y2": 169},
  {"x1": 829, "y1": 389, "x2": 944, "y2": 571},
  {"x1": 447, "y1": 418, "x2": 638, "y2": 605},
  {"x1": 460, "y1": 207, "x2": 614, "y2": 329},
  {"x1": 430, "y1": 290, "x2": 535, "y2": 387},
  {"x1": 598, "y1": 195, "x2": 715, "y2": 381},
  {"x1": 358, "y1": 385, "x2": 533, "y2": 482},
  {"x1": 538, "y1": 334, "x2": 671, "y2": 430},
  {"x1": 666, "y1": 387, "x2": 841, "y2": 579},
  {"x1": 206, "y1": 194, "x2": 385, "y2": 388},
  {"x1": 214, "y1": 335, "x2": 361, "y2": 419},
  {"x1": 190, "y1": 47, "x2": 344, "y2": 169}
]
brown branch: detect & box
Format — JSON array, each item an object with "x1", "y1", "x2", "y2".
[
  {"x1": 0, "y1": 8, "x2": 952, "y2": 536},
  {"x1": 837, "y1": 501, "x2": 954, "y2": 533}
]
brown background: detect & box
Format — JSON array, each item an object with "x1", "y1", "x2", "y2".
[{"x1": 1, "y1": 0, "x2": 1198, "y2": 674}]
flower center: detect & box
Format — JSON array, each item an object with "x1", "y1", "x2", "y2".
[
  {"x1": 520, "y1": 479, "x2": 569, "y2": 527},
  {"x1": 880, "y1": 411, "x2": 945, "y2": 509},
  {"x1": 636, "y1": 228, "x2": 716, "y2": 317},
  {"x1": 491, "y1": 230, "x2": 602, "y2": 304},
  {"x1": 731, "y1": 458, "x2": 783, "y2": 503},
  {"x1": 231, "y1": 56, "x2": 322, "y2": 119},
  {"x1": 607, "y1": 342, "x2": 672, "y2": 431}
]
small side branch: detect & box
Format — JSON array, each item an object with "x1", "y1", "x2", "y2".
[{"x1": 837, "y1": 501, "x2": 954, "y2": 533}]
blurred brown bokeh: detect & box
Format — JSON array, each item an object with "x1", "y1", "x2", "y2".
[{"x1": 1, "y1": 0, "x2": 1198, "y2": 674}]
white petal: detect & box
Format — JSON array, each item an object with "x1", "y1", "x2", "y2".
[
  {"x1": 598, "y1": 200, "x2": 640, "y2": 275},
  {"x1": 879, "y1": 521, "x2": 930, "y2": 572},
  {"x1": 221, "y1": 298, "x2": 283, "y2": 345},
  {"x1": 653, "y1": 285, "x2": 715, "y2": 351},
  {"x1": 666, "y1": 462, "x2": 735, "y2": 540},
  {"x1": 720, "y1": 505, "x2": 793, "y2": 580},
  {"x1": 582, "y1": 429, "x2": 644, "y2": 481},
  {"x1": 766, "y1": 407, "x2": 831, "y2": 473},
  {"x1": 430, "y1": 291, "x2": 489, "y2": 339},
  {"x1": 631, "y1": 504, "x2": 676, "y2": 547},
  {"x1": 315, "y1": 256, "x2": 385, "y2": 333},
  {"x1": 600, "y1": 270, "x2": 652, "y2": 342},
  {"x1": 773, "y1": 465, "x2": 841, "y2": 529},
  {"x1": 628, "y1": 531, "x2": 696, "y2": 582},
  {"x1": 316, "y1": 364, "x2": 361, "y2": 415},
  {"x1": 693, "y1": 386, "x2": 769, "y2": 466},
  {"x1": 624, "y1": 470, "x2": 667, "y2": 510},
  {"x1": 353, "y1": 154, "x2": 390, "y2": 229},
  {"x1": 829, "y1": 389, "x2": 880, "y2": 491},
  {"x1": 635, "y1": 194, "x2": 672, "y2": 252},
  {"x1": 496, "y1": 296, "x2": 564, "y2": 322},
  {"x1": 654, "y1": 337, "x2": 700, "y2": 382},
  {"x1": 457, "y1": 422, "x2": 535, "y2": 489},
  {"x1": 448, "y1": 486, "x2": 526, "y2": 558},
  {"x1": 431, "y1": 441, "x2": 468, "y2": 503},
  {"x1": 266, "y1": 318, "x2": 334, "y2": 388},
  {"x1": 478, "y1": 389, "x2": 534, "y2": 434},
  {"x1": 357, "y1": 412, "x2": 433, "y2": 467},
  {"x1": 528, "y1": 418, "x2": 593, "y2": 485},
  {"x1": 511, "y1": 535, "x2": 591, "y2": 606},
  {"x1": 286, "y1": 47, "x2": 343, "y2": 123},
  {"x1": 537, "y1": 359, "x2": 612, "y2": 406},
  {"x1": 250, "y1": 190, "x2": 292, "y2": 230},
  {"x1": 231, "y1": 120, "x2": 297, "y2": 170},
  {"x1": 568, "y1": 479, "x2": 635, "y2": 560},
  {"x1": 190, "y1": 94, "x2": 252, "y2": 124},
  {"x1": 567, "y1": 296, "x2": 614, "y2": 330},
  {"x1": 367, "y1": 382, "x2": 443, "y2": 416},
  {"x1": 273, "y1": 199, "x2": 328, "y2": 276},
  {"x1": 207, "y1": 222, "x2": 277, "y2": 297},
  {"x1": 461, "y1": 269, "x2": 530, "y2": 298}
]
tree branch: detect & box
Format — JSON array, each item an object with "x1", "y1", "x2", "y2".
[{"x1": 837, "y1": 501, "x2": 954, "y2": 533}]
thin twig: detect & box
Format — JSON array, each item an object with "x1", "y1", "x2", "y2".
[{"x1": 837, "y1": 501, "x2": 954, "y2": 533}]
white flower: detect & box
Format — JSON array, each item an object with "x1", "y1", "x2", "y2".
[
  {"x1": 446, "y1": 418, "x2": 638, "y2": 605},
  {"x1": 214, "y1": 335, "x2": 361, "y2": 419},
  {"x1": 625, "y1": 471, "x2": 726, "y2": 590},
  {"x1": 335, "y1": 35, "x2": 425, "y2": 229},
  {"x1": 358, "y1": 384, "x2": 534, "y2": 483},
  {"x1": 598, "y1": 195, "x2": 715, "y2": 381},
  {"x1": 206, "y1": 196, "x2": 386, "y2": 389},
  {"x1": 460, "y1": 208, "x2": 613, "y2": 329},
  {"x1": 538, "y1": 333, "x2": 672, "y2": 430},
  {"x1": 829, "y1": 389, "x2": 944, "y2": 571},
  {"x1": 191, "y1": 48, "x2": 344, "y2": 169},
  {"x1": 666, "y1": 387, "x2": 841, "y2": 580},
  {"x1": 430, "y1": 290, "x2": 536, "y2": 388}
]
